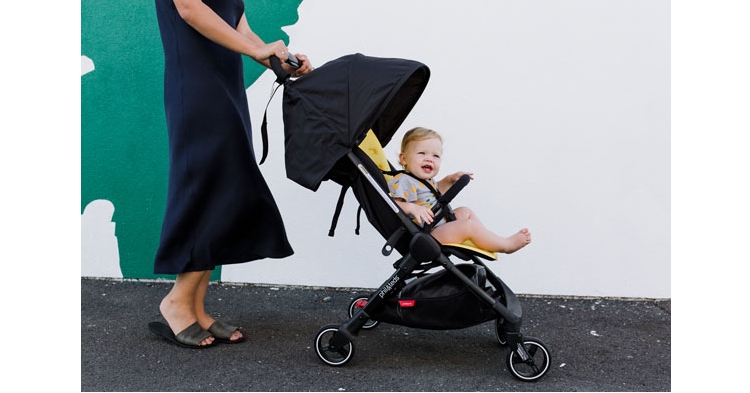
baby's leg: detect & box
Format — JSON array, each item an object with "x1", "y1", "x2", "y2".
[
  {"x1": 452, "y1": 206, "x2": 474, "y2": 221},
  {"x1": 433, "y1": 208, "x2": 531, "y2": 253}
]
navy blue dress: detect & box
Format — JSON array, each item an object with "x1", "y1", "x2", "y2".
[{"x1": 154, "y1": 0, "x2": 293, "y2": 274}]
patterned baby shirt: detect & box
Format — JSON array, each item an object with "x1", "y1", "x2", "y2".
[{"x1": 387, "y1": 173, "x2": 445, "y2": 226}]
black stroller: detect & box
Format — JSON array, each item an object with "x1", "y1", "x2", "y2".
[{"x1": 269, "y1": 54, "x2": 551, "y2": 381}]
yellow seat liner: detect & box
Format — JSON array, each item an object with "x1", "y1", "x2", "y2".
[{"x1": 442, "y1": 240, "x2": 498, "y2": 260}]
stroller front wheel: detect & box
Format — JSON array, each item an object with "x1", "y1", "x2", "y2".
[
  {"x1": 505, "y1": 336, "x2": 551, "y2": 382},
  {"x1": 315, "y1": 324, "x2": 355, "y2": 366}
]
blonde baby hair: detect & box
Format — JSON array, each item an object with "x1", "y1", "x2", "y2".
[{"x1": 400, "y1": 127, "x2": 443, "y2": 153}]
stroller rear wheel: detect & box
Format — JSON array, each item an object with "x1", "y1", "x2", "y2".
[
  {"x1": 505, "y1": 336, "x2": 551, "y2": 381},
  {"x1": 348, "y1": 296, "x2": 379, "y2": 329},
  {"x1": 314, "y1": 324, "x2": 355, "y2": 366}
]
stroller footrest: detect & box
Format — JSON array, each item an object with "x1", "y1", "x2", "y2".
[{"x1": 442, "y1": 241, "x2": 498, "y2": 260}]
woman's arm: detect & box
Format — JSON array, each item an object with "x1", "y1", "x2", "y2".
[
  {"x1": 173, "y1": 0, "x2": 288, "y2": 65},
  {"x1": 236, "y1": 14, "x2": 313, "y2": 75}
]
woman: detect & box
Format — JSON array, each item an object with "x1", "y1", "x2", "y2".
[{"x1": 148, "y1": 0, "x2": 313, "y2": 348}]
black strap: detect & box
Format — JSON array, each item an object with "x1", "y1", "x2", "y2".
[
  {"x1": 408, "y1": 172, "x2": 442, "y2": 199},
  {"x1": 258, "y1": 83, "x2": 282, "y2": 165},
  {"x1": 385, "y1": 169, "x2": 443, "y2": 199},
  {"x1": 388, "y1": 170, "x2": 456, "y2": 226},
  {"x1": 355, "y1": 206, "x2": 363, "y2": 235},
  {"x1": 328, "y1": 184, "x2": 350, "y2": 237}
]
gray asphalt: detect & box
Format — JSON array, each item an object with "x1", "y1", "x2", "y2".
[{"x1": 81, "y1": 277, "x2": 670, "y2": 392}]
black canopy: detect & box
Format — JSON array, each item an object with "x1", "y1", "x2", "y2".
[{"x1": 280, "y1": 53, "x2": 430, "y2": 191}]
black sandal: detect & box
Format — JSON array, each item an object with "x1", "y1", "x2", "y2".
[
  {"x1": 208, "y1": 320, "x2": 245, "y2": 344},
  {"x1": 148, "y1": 321, "x2": 216, "y2": 349}
]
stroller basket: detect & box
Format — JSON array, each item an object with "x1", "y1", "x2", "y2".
[{"x1": 370, "y1": 263, "x2": 497, "y2": 329}]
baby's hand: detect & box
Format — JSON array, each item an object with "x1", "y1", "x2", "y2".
[
  {"x1": 408, "y1": 204, "x2": 435, "y2": 226},
  {"x1": 417, "y1": 205, "x2": 435, "y2": 226},
  {"x1": 452, "y1": 171, "x2": 474, "y2": 182}
]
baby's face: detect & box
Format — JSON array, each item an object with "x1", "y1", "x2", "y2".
[{"x1": 399, "y1": 137, "x2": 443, "y2": 180}]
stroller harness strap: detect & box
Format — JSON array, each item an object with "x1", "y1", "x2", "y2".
[
  {"x1": 385, "y1": 170, "x2": 443, "y2": 199},
  {"x1": 387, "y1": 170, "x2": 456, "y2": 226}
]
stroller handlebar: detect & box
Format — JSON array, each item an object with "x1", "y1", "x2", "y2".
[
  {"x1": 286, "y1": 53, "x2": 300, "y2": 69},
  {"x1": 438, "y1": 174, "x2": 471, "y2": 206},
  {"x1": 428, "y1": 174, "x2": 470, "y2": 227},
  {"x1": 269, "y1": 54, "x2": 300, "y2": 84}
]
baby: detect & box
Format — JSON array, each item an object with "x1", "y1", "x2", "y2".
[{"x1": 388, "y1": 127, "x2": 531, "y2": 254}]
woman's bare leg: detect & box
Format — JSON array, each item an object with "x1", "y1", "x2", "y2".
[
  {"x1": 193, "y1": 271, "x2": 212, "y2": 327},
  {"x1": 194, "y1": 271, "x2": 243, "y2": 341}
]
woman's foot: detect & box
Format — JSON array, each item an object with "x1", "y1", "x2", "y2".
[
  {"x1": 206, "y1": 320, "x2": 245, "y2": 344},
  {"x1": 501, "y1": 228, "x2": 531, "y2": 254},
  {"x1": 159, "y1": 295, "x2": 215, "y2": 347},
  {"x1": 197, "y1": 314, "x2": 243, "y2": 343}
]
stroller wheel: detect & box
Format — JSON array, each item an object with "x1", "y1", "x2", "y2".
[
  {"x1": 505, "y1": 336, "x2": 551, "y2": 382},
  {"x1": 494, "y1": 318, "x2": 508, "y2": 347},
  {"x1": 348, "y1": 297, "x2": 380, "y2": 329},
  {"x1": 315, "y1": 324, "x2": 355, "y2": 366}
]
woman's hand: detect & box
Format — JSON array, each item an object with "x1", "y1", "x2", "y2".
[
  {"x1": 260, "y1": 40, "x2": 290, "y2": 64},
  {"x1": 261, "y1": 41, "x2": 313, "y2": 77},
  {"x1": 289, "y1": 53, "x2": 313, "y2": 77}
]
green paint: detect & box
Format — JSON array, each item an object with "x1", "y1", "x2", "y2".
[{"x1": 81, "y1": 0, "x2": 304, "y2": 280}]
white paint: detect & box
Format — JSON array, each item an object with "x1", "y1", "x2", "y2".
[
  {"x1": 81, "y1": 199, "x2": 122, "y2": 278},
  {"x1": 222, "y1": 0, "x2": 671, "y2": 299},
  {"x1": 81, "y1": 55, "x2": 95, "y2": 76}
]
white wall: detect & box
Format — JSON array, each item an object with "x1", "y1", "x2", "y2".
[{"x1": 222, "y1": 0, "x2": 671, "y2": 299}]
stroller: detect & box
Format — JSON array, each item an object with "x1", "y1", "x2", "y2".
[{"x1": 269, "y1": 54, "x2": 550, "y2": 381}]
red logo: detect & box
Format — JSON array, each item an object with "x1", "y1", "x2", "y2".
[
  {"x1": 355, "y1": 299, "x2": 368, "y2": 309},
  {"x1": 399, "y1": 300, "x2": 416, "y2": 308}
]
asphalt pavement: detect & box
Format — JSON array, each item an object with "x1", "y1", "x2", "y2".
[{"x1": 81, "y1": 277, "x2": 671, "y2": 392}]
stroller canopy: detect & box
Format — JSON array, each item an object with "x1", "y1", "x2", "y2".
[{"x1": 281, "y1": 53, "x2": 430, "y2": 191}]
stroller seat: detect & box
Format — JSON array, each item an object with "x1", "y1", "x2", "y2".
[{"x1": 358, "y1": 130, "x2": 498, "y2": 261}]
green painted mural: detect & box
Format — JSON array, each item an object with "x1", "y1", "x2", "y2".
[{"x1": 81, "y1": 0, "x2": 304, "y2": 280}]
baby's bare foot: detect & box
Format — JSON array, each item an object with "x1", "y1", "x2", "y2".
[{"x1": 502, "y1": 228, "x2": 531, "y2": 254}]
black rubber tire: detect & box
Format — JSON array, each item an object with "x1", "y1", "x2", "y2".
[
  {"x1": 505, "y1": 336, "x2": 551, "y2": 382},
  {"x1": 314, "y1": 324, "x2": 355, "y2": 366}
]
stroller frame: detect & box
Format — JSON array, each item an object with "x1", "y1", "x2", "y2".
[
  {"x1": 268, "y1": 53, "x2": 550, "y2": 381},
  {"x1": 314, "y1": 147, "x2": 551, "y2": 382}
]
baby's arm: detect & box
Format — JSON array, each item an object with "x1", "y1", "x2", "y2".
[
  {"x1": 438, "y1": 171, "x2": 474, "y2": 193},
  {"x1": 393, "y1": 198, "x2": 435, "y2": 225}
]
